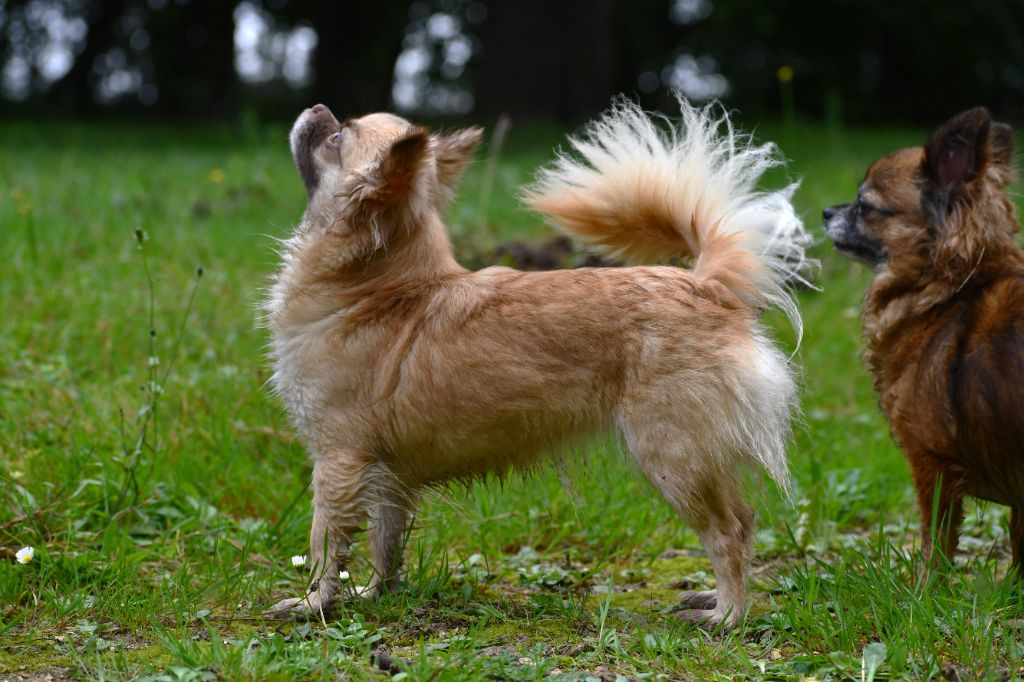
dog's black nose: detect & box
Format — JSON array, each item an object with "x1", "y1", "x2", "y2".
[{"x1": 823, "y1": 206, "x2": 837, "y2": 221}]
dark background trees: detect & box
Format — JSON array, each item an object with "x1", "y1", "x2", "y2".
[
  {"x1": 0, "y1": 0, "x2": 1022, "y2": 125},
  {"x1": 476, "y1": 0, "x2": 615, "y2": 122}
]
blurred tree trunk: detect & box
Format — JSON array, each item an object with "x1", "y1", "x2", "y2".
[
  {"x1": 308, "y1": 2, "x2": 407, "y2": 116},
  {"x1": 40, "y1": 0, "x2": 236, "y2": 117},
  {"x1": 47, "y1": 0, "x2": 128, "y2": 115},
  {"x1": 477, "y1": 0, "x2": 614, "y2": 122},
  {"x1": 147, "y1": 0, "x2": 236, "y2": 117}
]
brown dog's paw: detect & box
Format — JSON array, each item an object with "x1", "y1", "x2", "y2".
[
  {"x1": 678, "y1": 589, "x2": 718, "y2": 610},
  {"x1": 262, "y1": 596, "x2": 328, "y2": 621}
]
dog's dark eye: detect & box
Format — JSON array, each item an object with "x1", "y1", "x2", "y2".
[
  {"x1": 327, "y1": 131, "x2": 343, "y2": 148},
  {"x1": 857, "y1": 199, "x2": 896, "y2": 219}
]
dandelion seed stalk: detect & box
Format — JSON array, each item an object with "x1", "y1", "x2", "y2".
[{"x1": 114, "y1": 229, "x2": 203, "y2": 509}]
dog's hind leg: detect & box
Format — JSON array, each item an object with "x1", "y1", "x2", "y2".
[
  {"x1": 264, "y1": 450, "x2": 376, "y2": 620},
  {"x1": 666, "y1": 476, "x2": 753, "y2": 629},
  {"x1": 654, "y1": 471, "x2": 752, "y2": 629},
  {"x1": 677, "y1": 589, "x2": 719, "y2": 610},
  {"x1": 619, "y1": 413, "x2": 753, "y2": 628}
]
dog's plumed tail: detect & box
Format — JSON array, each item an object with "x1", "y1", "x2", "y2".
[{"x1": 526, "y1": 95, "x2": 813, "y2": 339}]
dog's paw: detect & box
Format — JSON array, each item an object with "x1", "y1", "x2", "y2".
[
  {"x1": 354, "y1": 583, "x2": 376, "y2": 600},
  {"x1": 262, "y1": 596, "x2": 327, "y2": 621},
  {"x1": 678, "y1": 589, "x2": 718, "y2": 610},
  {"x1": 671, "y1": 606, "x2": 745, "y2": 630},
  {"x1": 671, "y1": 606, "x2": 720, "y2": 626}
]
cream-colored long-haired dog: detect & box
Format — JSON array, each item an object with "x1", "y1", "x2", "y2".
[{"x1": 264, "y1": 96, "x2": 811, "y2": 627}]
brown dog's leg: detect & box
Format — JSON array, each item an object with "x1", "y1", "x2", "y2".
[
  {"x1": 910, "y1": 460, "x2": 964, "y2": 567},
  {"x1": 1009, "y1": 507, "x2": 1024, "y2": 579},
  {"x1": 265, "y1": 450, "x2": 376, "y2": 619}
]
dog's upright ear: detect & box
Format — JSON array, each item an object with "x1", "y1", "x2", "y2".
[
  {"x1": 924, "y1": 107, "x2": 1015, "y2": 203},
  {"x1": 375, "y1": 127, "x2": 432, "y2": 201},
  {"x1": 925, "y1": 108, "x2": 1018, "y2": 277},
  {"x1": 433, "y1": 127, "x2": 483, "y2": 205},
  {"x1": 925, "y1": 107, "x2": 992, "y2": 196},
  {"x1": 340, "y1": 127, "x2": 431, "y2": 220},
  {"x1": 989, "y1": 120, "x2": 1015, "y2": 176}
]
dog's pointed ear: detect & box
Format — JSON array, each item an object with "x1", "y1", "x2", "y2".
[
  {"x1": 923, "y1": 107, "x2": 1017, "y2": 198},
  {"x1": 433, "y1": 127, "x2": 483, "y2": 197},
  {"x1": 925, "y1": 109, "x2": 1016, "y2": 277},
  {"x1": 990, "y1": 121, "x2": 1015, "y2": 173},
  {"x1": 925, "y1": 107, "x2": 992, "y2": 194},
  {"x1": 342, "y1": 127, "x2": 430, "y2": 214},
  {"x1": 376, "y1": 127, "x2": 431, "y2": 199}
]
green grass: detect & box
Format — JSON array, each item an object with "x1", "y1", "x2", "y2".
[{"x1": 1, "y1": 117, "x2": 1023, "y2": 681}]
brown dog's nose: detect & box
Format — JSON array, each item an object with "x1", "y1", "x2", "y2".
[{"x1": 311, "y1": 103, "x2": 328, "y2": 115}]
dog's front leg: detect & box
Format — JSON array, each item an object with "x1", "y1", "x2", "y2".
[
  {"x1": 365, "y1": 487, "x2": 413, "y2": 597},
  {"x1": 265, "y1": 451, "x2": 374, "y2": 620},
  {"x1": 909, "y1": 456, "x2": 964, "y2": 569},
  {"x1": 1010, "y1": 506, "x2": 1024, "y2": 578}
]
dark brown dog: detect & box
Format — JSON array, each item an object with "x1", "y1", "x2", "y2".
[{"x1": 824, "y1": 107, "x2": 1024, "y2": 569}]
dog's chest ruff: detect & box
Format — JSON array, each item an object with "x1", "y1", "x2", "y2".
[
  {"x1": 266, "y1": 251, "x2": 339, "y2": 439},
  {"x1": 269, "y1": 327, "x2": 325, "y2": 438}
]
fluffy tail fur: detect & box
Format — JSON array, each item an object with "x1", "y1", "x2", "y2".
[{"x1": 526, "y1": 95, "x2": 813, "y2": 338}]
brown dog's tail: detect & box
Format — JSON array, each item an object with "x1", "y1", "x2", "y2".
[{"x1": 525, "y1": 95, "x2": 814, "y2": 339}]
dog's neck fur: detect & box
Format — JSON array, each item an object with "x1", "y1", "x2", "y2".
[
  {"x1": 862, "y1": 232, "x2": 1023, "y2": 340},
  {"x1": 861, "y1": 167, "x2": 1022, "y2": 352},
  {"x1": 268, "y1": 202, "x2": 464, "y2": 334},
  {"x1": 860, "y1": 223, "x2": 1024, "y2": 405}
]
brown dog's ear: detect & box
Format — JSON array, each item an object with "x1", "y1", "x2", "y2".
[
  {"x1": 989, "y1": 121, "x2": 1015, "y2": 172},
  {"x1": 433, "y1": 127, "x2": 483, "y2": 201},
  {"x1": 924, "y1": 107, "x2": 993, "y2": 195},
  {"x1": 925, "y1": 110, "x2": 1016, "y2": 277},
  {"x1": 924, "y1": 107, "x2": 1015, "y2": 192}
]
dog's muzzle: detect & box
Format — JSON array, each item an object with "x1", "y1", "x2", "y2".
[
  {"x1": 822, "y1": 204, "x2": 887, "y2": 266},
  {"x1": 290, "y1": 104, "x2": 340, "y2": 196}
]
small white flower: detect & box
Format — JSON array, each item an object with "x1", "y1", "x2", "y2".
[
  {"x1": 15, "y1": 546, "x2": 34, "y2": 564},
  {"x1": 147, "y1": 356, "x2": 160, "y2": 367},
  {"x1": 291, "y1": 555, "x2": 306, "y2": 567},
  {"x1": 338, "y1": 570, "x2": 350, "y2": 582}
]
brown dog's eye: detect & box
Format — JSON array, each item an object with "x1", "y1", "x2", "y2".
[
  {"x1": 857, "y1": 199, "x2": 895, "y2": 219},
  {"x1": 326, "y1": 131, "x2": 343, "y2": 148}
]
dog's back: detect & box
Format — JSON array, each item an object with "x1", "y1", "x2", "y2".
[{"x1": 350, "y1": 264, "x2": 791, "y2": 488}]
